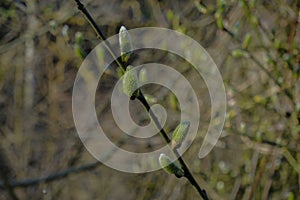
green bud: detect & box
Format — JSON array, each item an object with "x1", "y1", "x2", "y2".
[
  {"x1": 231, "y1": 49, "x2": 246, "y2": 58},
  {"x1": 217, "y1": 0, "x2": 226, "y2": 9},
  {"x1": 119, "y1": 26, "x2": 132, "y2": 63},
  {"x1": 159, "y1": 153, "x2": 184, "y2": 178},
  {"x1": 122, "y1": 66, "x2": 139, "y2": 100},
  {"x1": 194, "y1": 1, "x2": 208, "y2": 14},
  {"x1": 117, "y1": 67, "x2": 124, "y2": 78},
  {"x1": 215, "y1": 11, "x2": 224, "y2": 29},
  {"x1": 74, "y1": 44, "x2": 86, "y2": 59},
  {"x1": 75, "y1": 32, "x2": 83, "y2": 45},
  {"x1": 74, "y1": 32, "x2": 85, "y2": 58},
  {"x1": 250, "y1": 15, "x2": 258, "y2": 26},
  {"x1": 166, "y1": 10, "x2": 174, "y2": 22},
  {"x1": 242, "y1": 34, "x2": 252, "y2": 49},
  {"x1": 169, "y1": 93, "x2": 178, "y2": 110},
  {"x1": 171, "y1": 121, "x2": 190, "y2": 149},
  {"x1": 288, "y1": 192, "x2": 294, "y2": 200},
  {"x1": 273, "y1": 39, "x2": 281, "y2": 49}
]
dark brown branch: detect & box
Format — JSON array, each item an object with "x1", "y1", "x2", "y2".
[
  {"x1": 137, "y1": 94, "x2": 208, "y2": 199},
  {"x1": 73, "y1": 0, "x2": 125, "y2": 71},
  {"x1": 0, "y1": 161, "x2": 101, "y2": 189},
  {"x1": 0, "y1": 140, "x2": 124, "y2": 189}
]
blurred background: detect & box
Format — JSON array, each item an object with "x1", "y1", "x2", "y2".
[{"x1": 0, "y1": 0, "x2": 300, "y2": 199}]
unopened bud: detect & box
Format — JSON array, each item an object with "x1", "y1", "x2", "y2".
[
  {"x1": 242, "y1": 34, "x2": 252, "y2": 49},
  {"x1": 122, "y1": 66, "x2": 139, "y2": 100},
  {"x1": 231, "y1": 49, "x2": 246, "y2": 58},
  {"x1": 159, "y1": 154, "x2": 184, "y2": 178},
  {"x1": 119, "y1": 26, "x2": 132, "y2": 63},
  {"x1": 171, "y1": 121, "x2": 190, "y2": 149}
]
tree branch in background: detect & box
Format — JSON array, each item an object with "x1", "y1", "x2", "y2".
[
  {"x1": 0, "y1": 149, "x2": 18, "y2": 200},
  {"x1": 0, "y1": 139, "x2": 125, "y2": 189},
  {"x1": 0, "y1": 160, "x2": 100, "y2": 189}
]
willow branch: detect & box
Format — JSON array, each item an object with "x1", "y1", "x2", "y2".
[{"x1": 72, "y1": 0, "x2": 209, "y2": 199}]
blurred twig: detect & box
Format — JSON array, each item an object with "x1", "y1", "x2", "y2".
[
  {"x1": 228, "y1": 128, "x2": 299, "y2": 153},
  {"x1": 261, "y1": 152, "x2": 279, "y2": 200},
  {"x1": 282, "y1": 148, "x2": 300, "y2": 175},
  {"x1": 0, "y1": 1, "x2": 92, "y2": 54},
  {"x1": 195, "y1": 2, "x2": 295, "y2": 105},
  {"x1": 0, "y1": 140, "x2": 124, "y2": 189},
  {"x1": 222, "y1": 26, "x2": 294, "y2": 104},
  {"x1": 0, "y1": 160, "x2": 101, "y2": 189},
  {"x1": 0, "y1": 149, "x2": 18, "y2": 200}
]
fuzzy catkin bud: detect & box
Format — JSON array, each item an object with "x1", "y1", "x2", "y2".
[
  {"x1": 171, "y1": 121, "x2": 190, "y2": 149},
  {"x1": 159, "y1": 154, "x2": 184, "y2": 178},
  {"x1": 119, "y1": 26, "x2": 132, "y2": 63},
  {"x1": 122, "y1": 66, "x2": 139, "y2": 99}
]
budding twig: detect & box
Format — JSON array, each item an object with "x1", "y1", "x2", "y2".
[{"x1": 72, "y1": 1, "x2": 209, "y2": 199}]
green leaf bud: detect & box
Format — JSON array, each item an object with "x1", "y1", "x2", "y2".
[
  {"x1": 171, "y1": 121, "x2": 190, "y2": 149},
  {"x1": 119, "y1": 26, "x2": 132, "y2": 63},
  {"x1": 214, "y1": 11, "x2": 224, "y2": 29},
  {"x1": 194, "y1": 1, "x2": 208, "y2": 14},
  {"x1": 122, "y1": 66, "x2": 139, "y2": 100},
  {"x1": 231, "y1": 49, "x2": 246, "y2": 58},
  {"x1": 159, "y1": 154, "x2": 184, "y2": 178},
  {"x1": 75, "y1": 32, "x2": 83, "y2": 45},
  {"x1": 74, "y1": 44, "x2": 86, "y2": 59},
  {"x1": 242, "y1": 34, "x2": 252, "y2": 49}
]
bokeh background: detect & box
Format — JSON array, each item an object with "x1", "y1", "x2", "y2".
[{"x1": 0, "y1": 0, "x2": 300, "y2": 199}]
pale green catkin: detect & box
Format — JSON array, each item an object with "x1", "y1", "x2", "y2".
[
  {"x1": 122, "y1": 66, "x2": 139, "y2": 99},
  {"x1": 171, "y1": 121, "x2": 190, "y2": 149},
  {"x1": 119, "y1": 26, "x2": 132, "y2": 63},
  {"x1": 159, "y1": 153, "x2": 184, "y2": 178}
]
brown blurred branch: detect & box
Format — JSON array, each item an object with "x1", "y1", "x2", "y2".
[
  {"x1": 0, "y1": 0, "x2": 92, "y2": 54},
  {"x1": 0, "y1": 139, "x2": 124, "y2": 189},
  {"x1": 0, "y1": 160, "x2": 101, "y2": 189},
  {"x1": 0, "y1": 150, "x2": 18, "y2": 200},
  {"x1": 0, "y1": 141, "x2": 118, "y2": 189}
]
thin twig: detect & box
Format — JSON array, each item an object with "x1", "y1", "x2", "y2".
[
  {"x1": 195, "y1": 2, "x2": 294, "y2": 104},
  {"x1": 0, "y1": 139, "x2": 124, "y2": 189},
  {"x1": 0, "y1": 150, "x2": 18, "y2": 200},
  {"x1": 221, "y1": 27, "x2": 294, "y2": 103},
  {"x1": 73, "y1": 0, "x2": 125, "y2": 72},
  {"x1": 137, "y1": 94, "x2": 208, "y2": 199},
  {"x1": 72, "y1": 0, "x2": 209, "y2": 199},
  {"x1": 0, "y1": 161, "x2": 101, "y2": 189}
]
